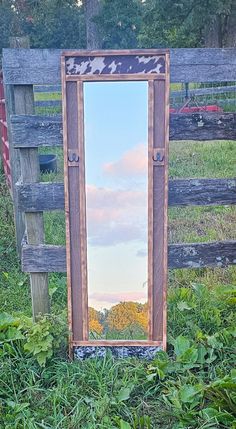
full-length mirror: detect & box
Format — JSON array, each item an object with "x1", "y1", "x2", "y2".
[
  {"x1": 62, "y1": 50, "x2": 169, "y2": 352},
  {"x1": 84, "y1": 82, "x2": 148, "y2": 340}
]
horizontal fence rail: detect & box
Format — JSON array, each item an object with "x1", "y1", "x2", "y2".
[
  {"x1": 21, "y1": 240, "x2": 236, "y2": 272},
  {"x1": 3, "y1": 48, "x2": 236, "y2": 84},
  {"x1": 34, "y1": 100, "x2": 61, "y2": 108},
  {"x1": 16, "y1": 179, "x2": 236, "y2": 211},
  {"x1": 11, "y1": 113, "x2": 236, "y2": 143}
]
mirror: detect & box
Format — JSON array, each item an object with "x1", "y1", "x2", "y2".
[{"x1": 84, "y1": 82, "x2": 148, "y2": 340}]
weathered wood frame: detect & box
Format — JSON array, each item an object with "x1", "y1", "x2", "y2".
[{"x1": 61, "y1": 50, "x2": 170, "y2": 350}]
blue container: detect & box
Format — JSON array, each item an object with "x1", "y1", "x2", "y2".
[{"x1": 39, "y1": 154, "x2": 57, "y2": 173}]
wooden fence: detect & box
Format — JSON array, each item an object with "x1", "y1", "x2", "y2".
[{"x1": 2, "y1": 48, "x2": 236, "y2": 318}]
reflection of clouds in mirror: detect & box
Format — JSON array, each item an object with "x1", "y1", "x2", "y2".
[
  {"x1": 136, "y1": 249, "x2": 148, "y2": 258},
  {"x1": 90, "y1": 291, "x2": 146, "y2": 306},
  {"x1": 84, "y1": 82, "x2": 148, "y2": 310},
  {"x1": 86, "y1": 184, "x2": 147, "y2": 246},
  {"x1": 102, "y1": 143, "x2": 147, "y2": 177}
]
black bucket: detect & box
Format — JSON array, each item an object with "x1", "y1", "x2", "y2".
[{"x1": 39, "y1": 154, "x2": 57, "y2": 173}]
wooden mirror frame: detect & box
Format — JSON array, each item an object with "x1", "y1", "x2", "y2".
[{"x1": 61, "y1": 50, "x2": 169, "y2": 353}]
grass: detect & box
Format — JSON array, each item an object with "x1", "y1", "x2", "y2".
[{"x1": 0, "y1": 134, "x2": 236, "y2": 427}]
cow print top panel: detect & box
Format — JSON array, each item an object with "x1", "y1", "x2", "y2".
[{"x1": 65, "y1": 55, "x2": 165, "y2": 76}]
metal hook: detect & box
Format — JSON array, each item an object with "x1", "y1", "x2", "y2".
[
  {"x1": 152, "y1": 152, "x2": 164, "y2": 162},
  {"x1": 68, "y1": 152, "x2": 79, "y2": 163}
]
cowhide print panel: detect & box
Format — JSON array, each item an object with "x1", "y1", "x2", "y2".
[{"x1": 65, "y1": 55, "x2": 165, "y2": 76}]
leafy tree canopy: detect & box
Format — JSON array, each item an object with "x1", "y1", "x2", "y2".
[
  {"x1": 0, "y1": 0, "x2": 86, "y2": 50},
  {"x1": 94, "y1": 0, "x2": 143, "y2": 49}
]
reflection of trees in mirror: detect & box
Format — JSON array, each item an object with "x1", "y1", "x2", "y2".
[{"x1": 89, "y1": 302, "x2": 148, "y2": 340}]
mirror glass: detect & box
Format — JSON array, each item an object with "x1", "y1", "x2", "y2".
[{"x1": 84, "y1": 81, "x2": 148, "y2": 340}]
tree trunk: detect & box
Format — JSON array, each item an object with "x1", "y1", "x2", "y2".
[
  {"x1": 85, "y1": 0, "x2": 102, "y2": 49},
  {"x1": 204, "y1": 15, "x2": 222, "y2": 47},
  {"x1": 223, "y1": 1, "x2": 236, "y2": 47}
]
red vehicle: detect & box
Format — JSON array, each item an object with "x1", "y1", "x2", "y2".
[{"x1": 170, "y1": 102, "x2": 223, "y2": 114}]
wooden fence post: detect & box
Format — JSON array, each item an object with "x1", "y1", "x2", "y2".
[
  {"x1": 5, "y1": 37, "x2": 49, "y2": 318},
  {"x1": 4, "y1": 36, "x2": 30, "y2": 255},
  {"x1": 20, "y1": 148, "x2": 49, "y2": 318}
]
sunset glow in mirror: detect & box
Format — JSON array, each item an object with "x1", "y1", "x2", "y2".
[{"x1": 84, "y1": 82, "x2": 148, "y2": 339}]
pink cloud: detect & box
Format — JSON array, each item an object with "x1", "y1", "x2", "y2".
[
  {"x1": 85, "y1": 185, "x2": 147, "y2": 246},
  {"x1": 89, "y1": 291, "x2": 147, "y2": 304},
  {"x1": 102, "y1": 143, "x2": 147, "y2": 177}
]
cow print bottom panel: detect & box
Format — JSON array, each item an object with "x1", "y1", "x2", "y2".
[{"x1": 74, "y1": 346, "x2": 162, "y2": 360}]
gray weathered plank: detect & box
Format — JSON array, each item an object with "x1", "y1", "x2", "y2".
[
  {"x1": 16, "y1": 178, "x2": 236, "y2": 212},
  {"x1": 12, "y1": 115, "x2": 62, "y2": 147},
  {"x1": 11, "y1": 112, "x2": 236, "y2": 147},
  {"x1": 34, "y1": 85, "x2": 61, "y2": 93},
  {"x1": 34, "y1": 100, "x2": 61, "y2": 108},
  {"x1": 169, "y1": 112, "x2": 236, "y2": 140},
  {"x1": 4, "y1": 84, "x2": 25, "y2": 255},
  {"x1": 168, "y1": 178, "x2": 236, "y2": 206},
  {"x1": 17, "y1": 89, "x2": 49, "y2": 318},
  {"x1": 21, "y1": 240, "x2": 236, "y2": 272},
  {"x1": 3, "y1": 48, "x2": 236, "y2": 84},
  {"x1": 169, "y1": 240, "x2": 236, "y2": 269}
]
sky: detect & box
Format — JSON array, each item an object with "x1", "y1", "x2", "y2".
[{"x1": 84, "y1": 82, "x2": 148, "y2": 310}]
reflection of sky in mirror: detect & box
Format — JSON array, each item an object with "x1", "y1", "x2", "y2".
[{"x1": 84, "y1": 82, "x2": 148, "y2": 310}]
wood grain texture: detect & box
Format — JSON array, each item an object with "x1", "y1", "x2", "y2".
[
  {"x1": 64, "y1": 81, "x2": 84, "y2": 342},
  {"x1": 21, "y1": 240, "x2": 236, "y2": 272},
  {"x1": 163, "y1": 52, "x2": 170, "y2": 350},
  {"x1": 169, "y1": 112, "x2": 236, "y2": 141},
  {"x1": 168, "y1": 178, "x2": 236, "y2": 206},
  {"x1": 16, "y1": 178, "x2": 236, "y2": 212},
  {"x1": 4, "y1": 84, "x2": 25, "y2": 255},
  {"x1": 34, "y1": 99, "x2": 61, "y2": 108},
  {"x1": 61, "y1": 55, "x2": 72, "y2": 345},
  {"x1": 65, "y1": 73, "x2": 166, "y2": 81},
  {"x1": 18, "y1": 105, "x2": 49, "y2": 319},
  {"x1": 3, "y1": 48, "x2": 236, "y2": 84},
  {"x1": 11, "y1": 115, "x2": 62, "y2": 148},
  {"x1": 152, "y1": 79, "x2": 169, "y2": 343},
  {"x1": 72, "y1": 340, "x2": 163, "y2": 347},
  {"x1": 148, "y1": 80, "x2": 154, "y2": 341},
  {"x1": 77, "y1": 81, "x2": 88, "y2": 341},
  {"x1": 11, "y1": 112, "x2": 236, "y2": 148}
]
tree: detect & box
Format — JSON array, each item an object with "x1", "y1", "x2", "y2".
[
  {"x1": 0, "y1": 1, "x2": 15, "y2": 53},
  {"x1": 0, "y1": 0, "x2": 86, "y2": 50},
  {"x1": 89, "y1": 319, "x2": 103, "y2": 334},
  {"x1": 203, "y1": 0, "x2": 236, "y2": 47},
  {"x1": 94, "y1": 0, "x2": 142, "y2": 49},
  {"x1": 89, "y1": 307, "x2": 103, "y2": 335},
  {"x1": 107, "y1": 301, "x2": 148, "y2": 337},
  {"x1": 85, "y1": 0, "x2": 102, "y2": 49},
  {"x1": 139, "y1": 0, "x2": 236, "y2": 48},
  {"x1": 24, "y1": 0, "x2": 86, "y2": 48}
]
